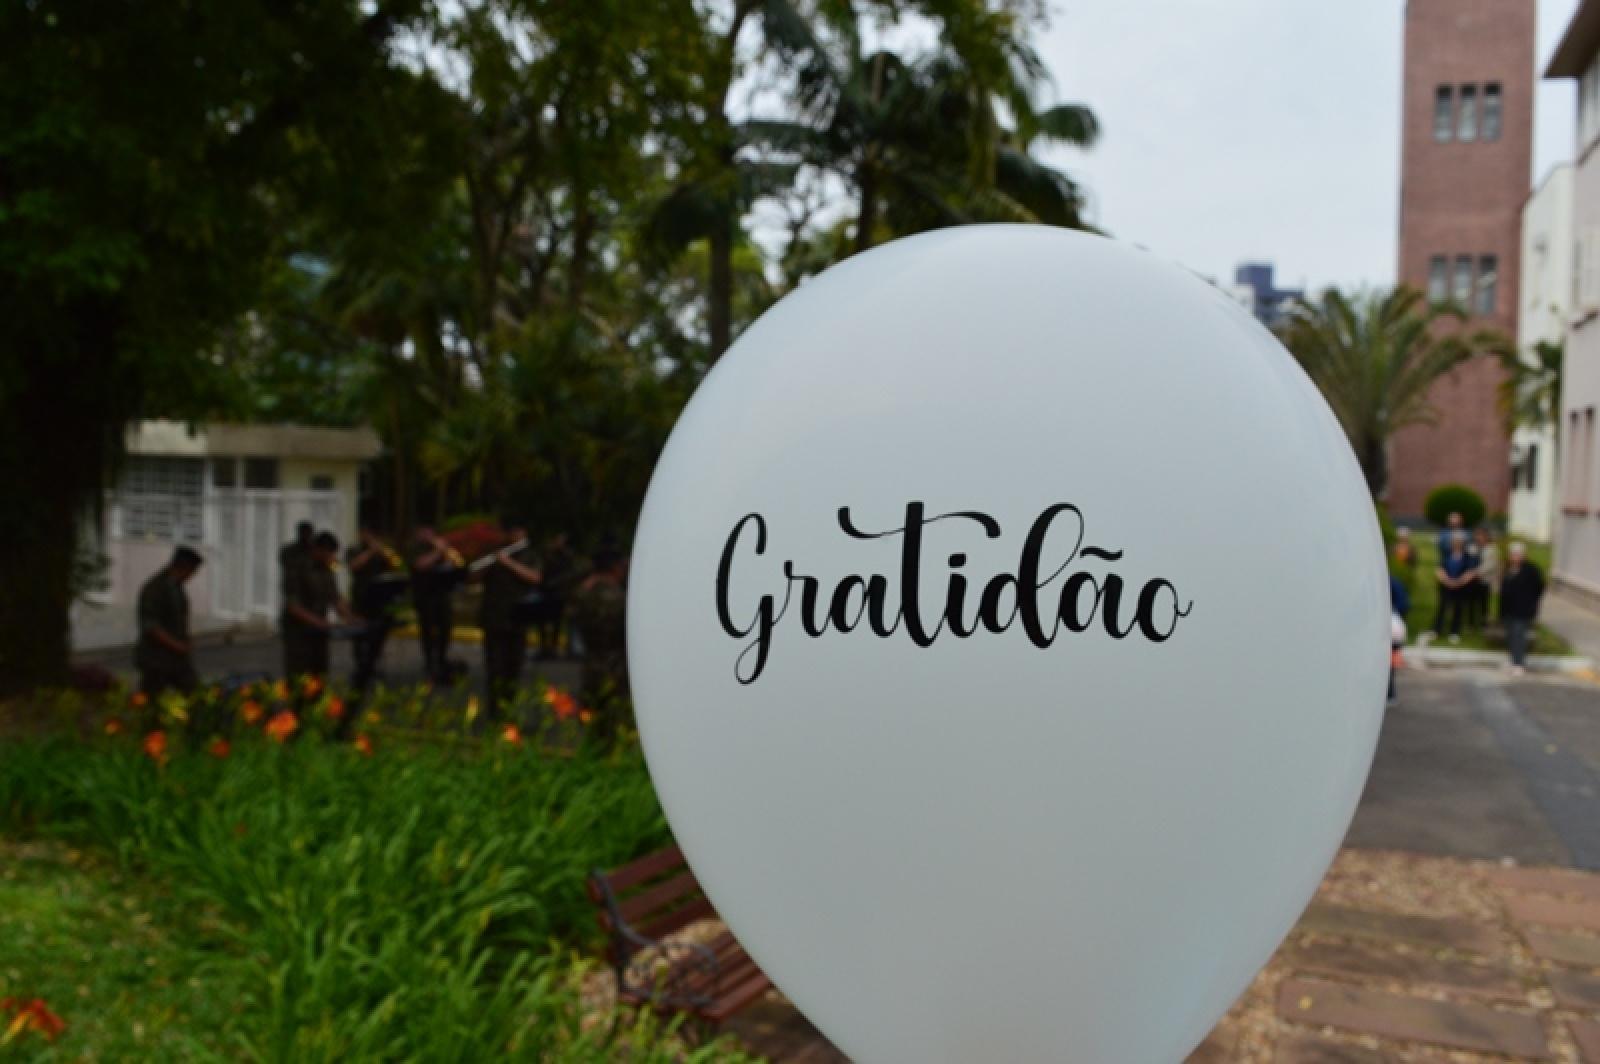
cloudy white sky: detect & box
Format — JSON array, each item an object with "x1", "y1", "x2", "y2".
[{"x1": 1031, "y1": 0, "x2": 1582, "y2": 293}]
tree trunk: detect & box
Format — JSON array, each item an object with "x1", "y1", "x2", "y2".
[
  {"x1": 1362, "y1": 435, "x2": 1388, "y2": 502},
  {"x1": 854, "y1": 165, "x2": 879, "y2": 255},
  {"x1": 0, "y1": 355, "x2": 108, "y2": 694},
  {"x1": 708, "y1": 210, "x2": 734, "y2": 361}
]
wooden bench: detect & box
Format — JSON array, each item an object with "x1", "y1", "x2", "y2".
[{"x1": 587, "y1": 844, "x2": 773, "y2": 1029}]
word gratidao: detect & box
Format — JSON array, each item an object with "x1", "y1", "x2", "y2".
[{"x1": 715, "y1": 502, "x2": 1194, "y2": 684}]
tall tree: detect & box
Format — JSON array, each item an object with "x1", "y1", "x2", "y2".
[
  {"x1": 0, "y1": 0, "x2": 436, "y2": 692},
  {"x1": 1281, "y1": 287, "x2": 1513, "y2": 499}
]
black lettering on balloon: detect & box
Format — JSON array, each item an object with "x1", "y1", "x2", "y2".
[{"x1": 714, "y1": 502, "x2": 1195, "y2": 684}]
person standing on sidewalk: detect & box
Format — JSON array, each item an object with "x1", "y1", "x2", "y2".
[
  {"x1": 1433, "y1": 530, "x2": 1474, "y2": 643},
  {"x1": 1469, "y1": 527, "x2": 1500, "y2": 631},
  {"x1": 1500, "y1": 542, "x2": 1545, "y2": 675},
  {"x1": 135, "y1": 546, "x2": 203, "y2": 700}
]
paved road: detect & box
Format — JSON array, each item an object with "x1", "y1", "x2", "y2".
[{"x1": 1345, "y1": 669, "x2": 1600, "y2": 869}]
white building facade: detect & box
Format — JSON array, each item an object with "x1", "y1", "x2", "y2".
[
  {"x1": 1509, "y1": 164, "x2": 1573, "y2": 544},
  {"x1": 1549, "y1": 5, "x2": 1600, "y2": 597},
  {"x1": 84, "y1": 422, "x2": 382, "y2": 632}
]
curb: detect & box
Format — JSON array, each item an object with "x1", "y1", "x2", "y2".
[{"x1": 1400, "y1": 645, "x2": 1594, "y2": 675}]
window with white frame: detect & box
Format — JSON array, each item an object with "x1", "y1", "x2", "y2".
[
  {"x1": 1457, "y1": 84, "x2": 1478, "y2": 141},
  {"x1": 1434, "y1": 86, "x2": 1454, "y2": 142},
  {"x1": 1475, "y1": 255, "x2": 1498, "y2": 316},
  {"x1": 1428, "y1": 256, "x2": 1449, "y2": 304},
  {"x1": 1482, "y1": 83, "x2": 1502, "y2": 141},
  {"x1": 118, "y1": 456, "x2": 204, "y2": 541}
]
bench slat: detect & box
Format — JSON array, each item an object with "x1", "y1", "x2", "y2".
[
  {"x1": 638, "y1": 896, "x2": 716, "y2": 942},
  {"x1": 604, "y1": 844, "x2": 686, "y2": 892},
  {"x1": 702, "y1": 970, "x2": 774, "y2": 1023},
  {"x1": 617, "y1": 869, "x2": 703, "y2": 924}
]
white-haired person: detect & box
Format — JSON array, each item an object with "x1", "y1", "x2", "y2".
[{"x1": 1498, "y1": 542, "x2": 1545, "y2": 675}]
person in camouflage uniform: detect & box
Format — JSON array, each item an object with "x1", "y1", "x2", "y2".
[
  {"x1": 345, "y1": 524, "x2": 403, "y2": 690},
  {"x1": 279, "y1": 520, "x2": 313, "y2": 602},
  {"x1": 570, "y1": 545, "x2": 628, "y2": 741},
  {"x1": 474, "y1": 516, "x2": 542, "y2": 725},
  {"x1": 135, "y1": 546, "x2": 203, "y2": 700},
  {"x1": 281, "y1": 531, "x2": 353, "y2": 681}
]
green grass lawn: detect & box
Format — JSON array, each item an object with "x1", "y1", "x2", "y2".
[
  {"x1": 0, "y1": 838, "x2": 251, "y2": 1060},
  {"x1": 1394, "y1": 533, "x2": 1570, "y2": 655},
  {"x1": 0, "y1": 705, "x2": 757, "y2": 1064}
]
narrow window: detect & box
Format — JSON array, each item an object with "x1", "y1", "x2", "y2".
[
  {"x1": 309, "y1": 474, "x2": 335, "y2": 492},
  {"x1": 1527, "y1": 442, "x2": 1539, "y2": 491},
  {"x1": 1428, "y1": 256, "x2": 1449, "y2": 303},
  {"x1": 1434, "y1": 86, "x2": 1454, "y2": 142},
  {"x1": 1482, "y1": 84, "x2": 1502, "y2": 141},
  {"x1": 244, "y1": 458, "x2": 279, "y2": 490},
  {"x1": 1453, "y1": 255, "x2": 1473, "y2": 306},
  {"x1": 1476, "y1": 255, "x2": 1498, "y2": 316},
  {"x1": 211, "y1": 457, "x2": 237, "y2": 489},
  {"x1": 1458, "y1": 85, "x2": 1478, "y2": 141}
]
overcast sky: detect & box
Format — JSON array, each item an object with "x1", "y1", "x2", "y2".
[{"x1": 1031, "y1": 0, "x2": 1582, "y2": 293}]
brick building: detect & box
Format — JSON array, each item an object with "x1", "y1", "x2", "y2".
[{"x1": 1388, "y1": 0, "x2": 1534, "y2": 519}]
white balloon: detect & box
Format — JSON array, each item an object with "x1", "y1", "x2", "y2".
[{"x1": 628, "y1": 226, "x2": 1387, "y2": 1063}]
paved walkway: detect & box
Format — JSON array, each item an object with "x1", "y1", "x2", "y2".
[{"x1": 1546, "y1": 591, "x2": 1600, "y2": 665}]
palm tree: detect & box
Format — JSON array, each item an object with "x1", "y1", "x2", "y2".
[
  {"x1": 1498, "y1": 338, "x2": 1562, "y2": 439},
  {"x1": 744, "y1": 33, "x2": 1099, "y2": 257},
  {"x1": 1281, "y1": 286, "x2": 1514, "y2": 499}
]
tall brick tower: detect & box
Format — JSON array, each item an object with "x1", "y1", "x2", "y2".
[{"x1": 1389, "y1": 0, "x2": 1535, "y2": 518}]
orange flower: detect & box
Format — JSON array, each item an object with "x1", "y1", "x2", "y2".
[
  {"x1": 129, "y1": 691, "x2": 149, "y2": 709},
  {"x1": 272, "y1": 680, "x2": 290, "y2": 701},
  {"x1": 324, "y1": 695, "x2": 345, "y2": 721},
  {"x1": 501, "y1": 723, "x2": 523, "y2": 746},
  {"x1": 543, "y1": 687, "x2": 578, "y2": 721},
  {"x1": 300, "y1": 674, "x2": 323, "y2": 698},
  {"x1": 239, "y1": 699, "x2": 264, "y2": 725},
  {"x1": 578, "y1": 709, "x2": 595, "y2": 726},
  {"x1": 141, "y1": 730, "x2": 167, "y2": 762},
  {"x1": 207, "y1": 737, "x2": 231, "y2": 759},
  {"x1": 353, "y1": 733, "x2": 374, "y2": 757},
  {"x1": 264, "y1": 711, "x2": 299, "y2": 743},
  {"x1": 103, "y1": 716, "x2": 124, "y2": 736},
  {"x1": 1, "y1": 997, "x2": 66, "y2": 1043}
]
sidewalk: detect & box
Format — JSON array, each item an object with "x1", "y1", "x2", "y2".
[
  {"x1": 645, "y1": 850, "x2": 1600, "y2": 1062},
  {"x1": 69, "y1": 600, "x2": 265, "y2": 653},
  {"x1": 1544, "y1": 591, "x2": 1600, "y2": 665}
]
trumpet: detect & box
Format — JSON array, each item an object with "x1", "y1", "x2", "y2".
[{"x1": 467, "y1": 537, "x2": 530, "y2": 573}]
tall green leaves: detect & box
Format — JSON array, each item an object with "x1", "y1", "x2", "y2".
[{"x1": 1281, "y1": 287, "x2": 1514, "y2": 498}]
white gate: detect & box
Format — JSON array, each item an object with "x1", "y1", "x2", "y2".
[
  {"x1": 208, "y1": 490, "x2": 342, "y2": 619},
  {"x1": 111, "y1": 488, "x2": 342, "y2": 622}
]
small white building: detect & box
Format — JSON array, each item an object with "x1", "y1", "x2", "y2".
[
  {"x1": 1510, "y1": 163, "x2": 1573, "y2": 544},
  {"x1": 76, "y1": 421, "x2": 382, "y2": 645}
]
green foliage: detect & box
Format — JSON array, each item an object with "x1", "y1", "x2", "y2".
[
  {"x1": 1281, "y1": 287, "x2": 1514, "y2": 499},
  {"x1": 1423, "y1": 484, "x2": 1487, "y2": 529},
  {"x1": 0, "y1": 730, "x2": 752, "y2": 1061},
  {"x1": 1498, "y1": 339, "x2": 1563, "y2": 437},
  {"x1": 1376, "y1": 503, "x2": 1397, "y2": 552}
]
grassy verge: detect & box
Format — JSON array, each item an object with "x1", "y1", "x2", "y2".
[
  {"x1": 0, "y1": 727, "x2": 755, "y2": 1062},
  {"x1": 1395, "y1": 535, "x2": 1571, "y2": 655}
]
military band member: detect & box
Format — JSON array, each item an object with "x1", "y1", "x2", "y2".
[
  {"x1": 475, "y1": 516, "x2": 541, "y2": 724},
  {"x1": 135, "y1": 546, "x2": 204, "y2": 700},
  {"x1": 346, "y1": 524, "x2": 403, "y2": 690},
  {"x1": 571, "y1": 544, "x2": 628, "y2": 741},
  {"x1": 410, "y1": 526, "x2": 463, "y2": 685},
  {"x1": 282, "y1": 531, "x2": 355, "y2": 681},
  {"x1": 279, "y1": 520, "x2": 314, "y2": 600}
]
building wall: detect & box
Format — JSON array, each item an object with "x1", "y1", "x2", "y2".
[
  {"x1": 1557, "y1": 79, "x2": 1600, "y2": 589},
  {"x1": 1389, "y1": 0, "x2": 1535, "y2": 518},
  {"x1": 1511, "y1": 165, "x2": 1574, "y2": 543}
]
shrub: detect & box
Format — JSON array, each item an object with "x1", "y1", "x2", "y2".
[
  {"x1": 0, "y1": 733, "x2": 733, "y2": 1061},
  {"x1": 1423, "y1": 483, "x2": 1486, "y2": 528}
]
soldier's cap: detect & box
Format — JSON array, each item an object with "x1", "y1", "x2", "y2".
[{"x1": 172, "y1": 546, "x2": 204, "y2": 569}]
